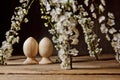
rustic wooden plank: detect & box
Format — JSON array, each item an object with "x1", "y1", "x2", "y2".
[{"x1": 0, "y1": 54, "x2": 120, "y2": 80}]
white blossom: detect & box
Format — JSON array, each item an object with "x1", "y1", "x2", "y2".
[
  {"x1": 59, "y1": 0, "x2": 68, "y2": 4},
  {"x1": 52, "y1": 36, "x2": 58, "y2": 43},
  {"x1": 113, "y1": 33, "x2": 120, "y2": 41},
  {"x1": 100, "y1": 24, "x2": 108, "y2": 33},
  {"x1": 107, "y1": 19, "x2": 115, "y2": 26},
  {"x1": 72, "y1": 1, "x2": 77, "y2": 12},
  {"x1": 99, "y1": 4, "x2": 105, "y2": 12},
  {"x1": 58, "y1": 34, "x2": 68, "y2": 43},
  {"x1": 7, "y1": 36, "x2": 14, "y2": 43},
  {"x1": 84, "y1": 0, "x2": 89, "y2": 6},
  {"x1": 17, "y1": 10, "x2": 24, "y2": 16},
  {"x1": 71, "y1": 39, "x2": 79, "y2": 45},
  {"x1": 111, "y1": 34, "x2": 120, "y2": 57},
  {"x1": 100, "y1": 0, "x2": 106, "y2": 6},
  {"x1": 46, "y1": 2, "x2": 51, "y2": 11},
  {"x1": 24, "y1": 18, "x2": 28, "y2": 23},
  {"x1": 22, "y1": 9, "x2": 27, "y2": 15},
  {"x1": 19, "y1": 0, "x2": 28, "y2": 3},
  {"x1": 90, "y1": 4, "x2": 95, "y2": 12},
  {"x1": 49, "y1": 29, "x2": 56, "y2": 34},
  {"x1": 108, "y1": 12, "x2": 115, "y2": 19},
  {"x1": 69, "y1": 48, "x2": 79, "y2": 56},
  {"x1": 106, "y1": 34, "x2": 111, "y2": 41},
  {"x1": 109, "y1": 28, "x2": 117, "y2": 34},
  {"x1": 58, "y1": 49, "x2": 65, "y2": 57},
  {"x1": 92, "y1": 13, "x2": 97, "y2": 19},
  {"x1": 41, "y1": 0, "x2": 48, "y2": 7},
  {"x1": 52, "y1": 0, "x2": 59, "y2": 3},
  {"x1": 83, "y1": 12, "x2": 88, "y2": 16},
  {"x1": 99, "y1": 16, "x2": 105, "y2": 23}
]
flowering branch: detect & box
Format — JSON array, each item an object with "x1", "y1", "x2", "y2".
[
  {"x1": 0, "y1": 0, "x2": 35, "y2": 64},
  {"x1": 97, "y1": 0, "x2": 120, "y2": 62},
  {"x1": 40, "y1": 0, "x2": 79, "y2": 69},
  {"x1": 76, "y1": 5, "x2": 102, "y2": 59}
]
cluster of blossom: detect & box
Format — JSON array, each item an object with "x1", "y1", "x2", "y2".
[
  {"x1": 0, "y1": 0, "x2": 33, "y2": 64},
  {"x1": 93, "y1": 0, "x2": 120, "y2": 62},
  {"x1": 40, "y1": 0, "x2": 79, "y2": 69},
  {"x1": 76, "y1": 4, "x2": 102, "y2": 58},
  {"x1": 111, "y1": 33, "x2": 120, "y2": 62},
  {"x1": 76, "y1": 0, "x2": 105, "y2": 58},
  {"x1": 83, "y1": 0, "x2": 120, "y2": 62}
]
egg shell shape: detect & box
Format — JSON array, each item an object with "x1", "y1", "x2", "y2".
[
  {"x1": 39, "y1": 37, "x2": 53, "y2": 58},
  {"x1": 23, "y1": 37, "x2": 38, "y2": 58}
]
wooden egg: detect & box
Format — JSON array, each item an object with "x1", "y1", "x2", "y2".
[
  {"x1": 23, "y1": 37, "x2": 38, "y2": 64},
  {"x1": 39, "y1": 37, "x2": 53, "y2": 64}
]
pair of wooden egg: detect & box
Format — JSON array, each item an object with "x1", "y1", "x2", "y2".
[{"x1": 23, "y1": 37, "x2": 53, "y2": 64}]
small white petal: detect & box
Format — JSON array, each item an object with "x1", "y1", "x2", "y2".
[
  {"x1": 84, "y1": 0, "x2": 89, "y2": 6},
  {"x1": 109, "y1": 28, "x2": 117, "y2": 34},
  {"x1": 108, "y1": 12, "x2": 115, "y2": 19},
  {"x1": 90, "y1": 4, "x2": 95, "y2": 12},
  {"x1": 100, "y1": 24, "x2": 108, "y2": 33},
  {"x1": 107, "y1": 19, "x2": 115, "y2": 26},
  {"x1": 92, "y1": 13, "x2": 97, "y2": 19},
  {"x1": 100, "y1": 0, "x2": 106, "y2": 6},
  {"x1": 99, "y1": 16, "x2": 105, "y2": 23},
  {"x1": 99, "y1": 4, "x2": 105, "y2": 12}
]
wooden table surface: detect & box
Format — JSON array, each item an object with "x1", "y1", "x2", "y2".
[{"x1": 0, "y1": 54, "x2": 120, "y2": 80}]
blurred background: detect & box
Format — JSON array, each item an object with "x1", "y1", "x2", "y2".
[{"x1": 0, "y1": 0, "x2": 120, "y2": 56}]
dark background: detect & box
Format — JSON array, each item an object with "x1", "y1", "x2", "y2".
[{"x1": 0, "y1": 0, "x2": 120, "y2": 56}]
